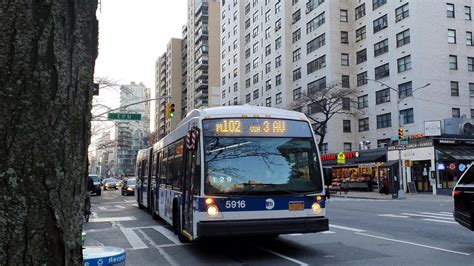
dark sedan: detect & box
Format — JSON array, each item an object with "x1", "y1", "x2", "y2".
[
  {"x1": 453, "y1": 164, "x2": 474, "y2": 231},
  {"x1": 103, "y1": 178, "x2": 118, "y2": 191},
  {"x1": 88, "y1": 174, "x2": 102, "y2": 196},
  {"x1": 121, "y1": 178, "x2": 136, "y2": 196}
]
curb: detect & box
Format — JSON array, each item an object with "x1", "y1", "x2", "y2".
[{"x1": 330, "y1": 194, "x2": 393, "y2": 200}]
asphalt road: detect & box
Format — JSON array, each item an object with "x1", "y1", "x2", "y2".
[{"x1": 83, "y1": 189, "x2": 474, "y2": 265}]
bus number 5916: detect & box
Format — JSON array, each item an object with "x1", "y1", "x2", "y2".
[{"x1": 225, "y1": 200, "x2": 246, "y2": 209}]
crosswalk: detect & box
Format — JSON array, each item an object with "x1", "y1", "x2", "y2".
[{"x1": 377, "y1": 211, "x2": 456, "y2": 224}]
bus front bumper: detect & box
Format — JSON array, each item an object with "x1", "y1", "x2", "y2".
[{"x1": 197, "y1": 217, "x2": 329, "y2": 237}]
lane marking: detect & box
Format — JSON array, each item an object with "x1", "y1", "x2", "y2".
[
  {"x1": 289, "y1": 233, "x2": 303, "y2": 236},
  {"x1": 131, "y1": 203, "x2": 138, "y2": 207},
  {"x1": 98, "y1": 206, "x2": 107, "y2": 211},
  {"x1": 422, "y1": 218, "x2": 458, "y2": 224},
  {"x1": 120, "y1": 227, "x2": 148, "y2": 250},
  {"x1": 321, "y1": 231, "x2": 335, "y2": 234},
  {"x1": 378, "y1": 214, "x2": 409, "y2": 218},
  {"x1": 439, "y1": 212, "x2": 453, "y2": 215},
  {"x1": 137, "y1": 229, "x2": 179, "y2": 266},
  {"x1": 420, "y1": 212, "x2": 452, "y2": 217},
  {"x1": 152, "y1": 226, "x2": 180, "y2": 245},
  {"x1": 259, "y1": 247, "x2": 309, "y2": 266},
  {"x1": 98, "y1": 201, "x2": 135, "y2": 205},
  {"x1": 84, "y1": 227, "x2": 116, "y2": 233},
  {"x1": 400, "y1": 213, "x2": 454, "y2": 221},
  {"x1": 90, "y1": 216, "x2": 137, "y2": 223},
  {"x1": 115, "y1": 205, "x2": 126, "y2": 209},
  {"x1": 355, "y1": 232, "x2": 470, "y2": 256},
  {"x1": 330, "y1": 224, "x2": 366, "y2": 233}
]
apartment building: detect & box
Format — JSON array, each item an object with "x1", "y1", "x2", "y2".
[
  {"x1": 155, "y1": 38, "x2": 183, "y2": 138},
  {"x1": 220, "y1": 0, "x2": 474, "y2": 154}
]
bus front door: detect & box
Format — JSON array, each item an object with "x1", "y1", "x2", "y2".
[{"x1": 182, "y1": 147, "x2": 198, "y2": 239}]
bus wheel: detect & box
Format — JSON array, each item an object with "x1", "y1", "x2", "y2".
[{"x1": 173, "y1": 203, "x2": 190, "y2": 243}]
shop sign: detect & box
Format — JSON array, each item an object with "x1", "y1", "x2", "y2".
[
  {"x1": 404, "y1": 160, "x2": 413, "y2": 167},
  {"x1": 448, "y1": 163, "x2": 456, "y2": 171},
  {"x1": 320, "y1": 151, "x2": 359, "y2": 161},
  {"x1": 459, "y1": 163, "x2": 467, "y2": 172},
  {"x1": 424, "y1": 121, "x2": 442, "y2": 136},
  {"x1": 408, "y1": 134, "x2": 425, "y2": 139},
  {"x1": 437, "y1": 163, "x2": 445, "y2": 170},
  {"x1": 337, "y1": 152, "x2": 346, "y2": 164}
]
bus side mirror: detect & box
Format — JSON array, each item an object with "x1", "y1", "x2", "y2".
[{"x1": 323, "y1": 168, "x2": 333, "y2": 185}]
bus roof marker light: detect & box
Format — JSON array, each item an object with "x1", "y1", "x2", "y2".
[
  {"x1": 253, "y1": 115, "x2": 260, "y2": 118},
  {"x1": 205, "y1": 198, "x2": 214, "y2": 205},
  {"x1": 265, "y1": 115, "x2": 271, "y2": 118},
  {"x1": 242, "y1": 114, "x2": 248, "y2": 118},
  {"x1": 316, "y1": 195, "x2": 322, "y2": 201}
]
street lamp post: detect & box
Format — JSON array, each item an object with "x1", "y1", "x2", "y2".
[{"x1": 365, "y1": 78, "x2": 430, "y2": 199}]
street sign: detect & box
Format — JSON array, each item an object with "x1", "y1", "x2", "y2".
[
  {"x1": 107, "y1": 113, "x2": 141, "y2": 121},
  {"x1": 336, "y1": 152, "x2": 346, "y2": 164},
  {"x1": 394, "y1": 145, "x2": 406, "y2": 150},
  {"x1": 400, "y1": 140, "x2": 409, "y2": 145}
]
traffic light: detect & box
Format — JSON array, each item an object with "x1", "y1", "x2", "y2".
[
  {"x1": 165, "y1": 103, "x2": 176, "y2": 119},
  {"x1": 398, "y1": 127, "x2": 405, "y2": 140}
]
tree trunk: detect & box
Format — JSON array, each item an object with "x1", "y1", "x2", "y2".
[{"x1": 0, "y1": 1, "x2": 98, "y2": 265}]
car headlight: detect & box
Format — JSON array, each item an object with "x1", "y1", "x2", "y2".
[
  {"x1": 127, "y1": 187, "x2": 133, "y2": 191},
  {"x1": 207, "y1": 205, "x2": 219, "y2": 217},
  {"x1": 311, "y1": 203, "x2": 321, "y2": 214}
]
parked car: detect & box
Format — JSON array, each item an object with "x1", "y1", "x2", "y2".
[
  {"x1": 103, "y1": 178, "x2": 118, "y2": 191},
  {"x1": 453, "y1": 164, "x2": 474, "y2": 231},
  {"x1": 121, "y1": 178, "x2": 136, "y2": 196},
  {"x1": 116, "y1": 179, "x2": 123, "y2": 189},
  {"x1": 88, "y1": 174, "x2": 102, "y2": 196}
]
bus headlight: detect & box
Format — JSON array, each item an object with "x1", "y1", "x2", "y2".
[
  {"x1": 207, "y1": 205, "x2": 219, "y2": 217},
  {"x1": 311, "y1": 203, "x2": 321, "y2": 214}
]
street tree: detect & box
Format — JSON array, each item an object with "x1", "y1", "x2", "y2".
[
  {"x1": 0, "y1": 1, "x2": 99, "y2": 265},
  {"x1": 292, "y1": 82, "x2": 360, "y2": 149}
]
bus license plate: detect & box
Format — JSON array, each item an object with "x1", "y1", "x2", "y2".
[{"x1": 289, "y1": 202, "x2": 304, "y2": 211}]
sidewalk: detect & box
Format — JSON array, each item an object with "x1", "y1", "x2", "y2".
[{"x1": 330, "y1": 191, "x2": 452, "y2": 202}]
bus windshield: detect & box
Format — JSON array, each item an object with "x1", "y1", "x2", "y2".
[{"x1": 203, "y1": 136, "x2": 323, "y2": 195}]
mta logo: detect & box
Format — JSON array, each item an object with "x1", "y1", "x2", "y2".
[{"x1": 265, "y1": 199, "x2": 275, "y2": 210}]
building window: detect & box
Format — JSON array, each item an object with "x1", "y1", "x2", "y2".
[
  {"x1": 377, "y1": 113, "x2": 392, "y2": 129},
  {"x1": 265, "y1": 10, "x2": 271, "y2": 22},
  {"x1": 344, "y1": 143, "x2": 352, "y2": 152},
  {"x1": 308, "y1": 100, "x2": 327, "y2": 114},
  {"x1": 449, "y1": 55, "x2": 458, "y2": 70},
  {"x1": 359, "y1": 118, "x2": 369, "y2": 132},
  {"x1": 246, "y1": 93, "x2": 251, "y2": 103},
  {"x1": 343, "y1": 120, "x2": 351, "y2": 133},
  {"x1": 467, "y1": 31, "x2": 473, "y2": 46},
  {"x1": 374, "y1": 39, "x2": 389, "y2": 57},
  {"x1": 355, "y1": 3, "x2": 366, "y2": 20},
  {"x1": 357, "y1": 72, "x2": 368, "y2": 86},
  {"x1": 275, "y1": 1, "x2": 281, "y2": 13},
  {"x1": 471, "y1": 109, "x2": 474, "y2": 118},
  {"x1": 222, "y1": 90, "x2": 226, "y2": 99},
  {"x1": 265, "y1": 62, "x2": 271, "y2": 73},
  {"x1": 448, "y1": 29, "x2": 457, "y2": 44},
  {"x1": 292, "y1": 29, "x2": 301, "y2": 43},
  {"x1": 265, "y1": 27, "x2": 271, "y2": 39},
  {"x1": 466, "y1": 6, "x2": 472, "y2": 20},
  {"x1": 306, "y1": 12, "x2": 325, "y2": 34},
  {"x1": 340, "y1": 9, "x2": 348, "y2": 22},
  {"x1": 451, "y1": 81, "x2": 459, "y2": 96},
  {"x1": 377, "y1": 139, "x2": 391, "y2": 148},
  {"x1": 293, "y1": 87, "x2": 302, "y2": 100},
  {"x1": 373, "y1": 0, "x2": 387, "y2": 10},
  {"x1": 245, "y1": 33, "x2": 251, "y2": 44},
  {"x1": 253, "y1": 73, "x2": 259, "y2": 84},
  {"x1": 275, "y1": 19, "x2": 282, "y2": 32},
  {"x1": 356, "y1": 26, "x2": 366, "y2": 42},
  {"x1": 245, "y1": 3, "x2": 250, "y2": 14},
  {"x1": 275, "y1": 74, "x2": 282, "y2": 86},
  {"x1": 253, "y1": 11, "x2": 259, "y2": 22},
  {"x1": 253, "y1": 89, "x2": 259, "y2": 99},
  {"x1": 470, "y1": 83, "x2": 474, "y2": 97},
  {"x1": 452, "y1": 108, "x2": 460, "y2": 118},
  {"x1": 293, "y1": 48, "x2": 301, "y2": 62},
  {"x1": 341, "y1": 53, "x2": 349, "y2": 66},
  {"x1": 293, "y1": 68, "x2": 302, "y2": 81},
  {"x1": 252, "y1": 26, "x2": 259, "y2": 38},
  {"x1": 233, "y1": 97, "x2": 238, "y2": 105},
  {"x1": 395, "y1": 3, "x2": 409, "y2": 22},
  {"x1": 375, "y1": 63, "x2": 390, "y2": 79},
  {"x1": 308, "y1": 33, "x2": 326, "y2": 54},
  {"x1": 341, "y1": 31, "x2": 349, "y2": 44},
  {"x1": 447, "y1": 3, "x2": 455, "y2": 18},
  {"x1": 245, "y1": 78, "x2": 251, "y2": 88},
  {"x1": 265, "y1": 79, "x2": 271, "y2": 90},
  {"x1": 396, "y1": 29, "x2": 410, "y2": 47},
  {"x1": 293, "y1": 9, "x2": 301, "y2": 23},
  {"x1": 245, "y1": 19, "x2": 251, "y2": 29},
  {"x1": 376, "y1": 88, "x2": 390, "y2": 104},
  {"x1": 275, "y1": 93, "x2": 282, "y2": 104},
  {"x1": 342, "y1": 75, "x2": 350, "y2": 88},
  {"x1": 356, "y1": 49, "x2": 367, "y2": 64},
  {"x1": 373, "y1": 15, "x2": 388, "y2": 33},
  {"x1": 398, "y1": 81, "x2": 412, "y2": 99},
  {"x1": 468, "y1": 57, "x2": 474, "y2": 71},
  {"x1": 265, "y1": 45, "x2": 271, "y2": 56},
  {"x1": 342, "y1": 98, "x2": 351, "y2": 110},
  {"x1": 397, "y1": 55, "x2": 412, "y2": 73},
  {"x1": 266, "y1": 97, "x2": 271, "y2": 107},
  {"x1": 308, "y1": 77, "x2": 326, "y2": 94},
  {"x1": 275, "y1": 56, "x2": 282, "y2": 68},
  {"x1": 358, "y1": 94, "x2": 369, "y2": 109},
  {"x1": 307, "y1": 55, "x2": 326, "y2": 74},
  {"x1": 253, "y1": 58, "x2": 259, "y2": 69},
  {"x1": 275, "y1": 37, "x2": 282, "y2": 50},
  {"x1": 253, "y1": 42, "x2": 259, "y2": 53},
  {"x1": 320, "y1": 143, "x2": 328, "y2": 154}
]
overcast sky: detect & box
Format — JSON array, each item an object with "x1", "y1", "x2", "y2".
[{"x1": 94, "y1": 0, "x2": 187, "y2": 112}]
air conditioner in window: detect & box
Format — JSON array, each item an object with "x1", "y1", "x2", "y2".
[
  {"x1": 356, "y1": 36, "x2": 362, "y2": 42},
  {"x1": 396, "y1": 14, "x2": 403, "y2": 22},
  {"x1": 384, "y1": 96, "x2": 390, "y2": 102},
  {"x1": 382, "y1": 21, "x2": 388, "y2": 27},
  {"x1": 306, "y1": 8, "x2": 312, "y2": 14}
]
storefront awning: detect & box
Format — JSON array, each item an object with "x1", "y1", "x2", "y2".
[{"x1": 436, "y1": 145, "x2": 474, "y2": 161}]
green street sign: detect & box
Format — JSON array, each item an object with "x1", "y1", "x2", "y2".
[
  {"x1": 107, "y1": 113, "x2": 141, "y2": 121},
  {"x1": 337, "y1": 152, "x2": 346, "y2": 164}
]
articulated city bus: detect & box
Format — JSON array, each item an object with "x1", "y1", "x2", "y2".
[{"x1": 136, "y1": 106, "x2": 329, "y2": 242}]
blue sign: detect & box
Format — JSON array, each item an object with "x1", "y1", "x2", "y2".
[
  {"x1": 459, "y1": 163, "x2": 466, "y2": 172},
  {"x1": 83, "y1": 246, "x2": 126, "y2": 266},
  {"x1": 437, "y1": 163, "x2": 445, "y2": 170}
]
